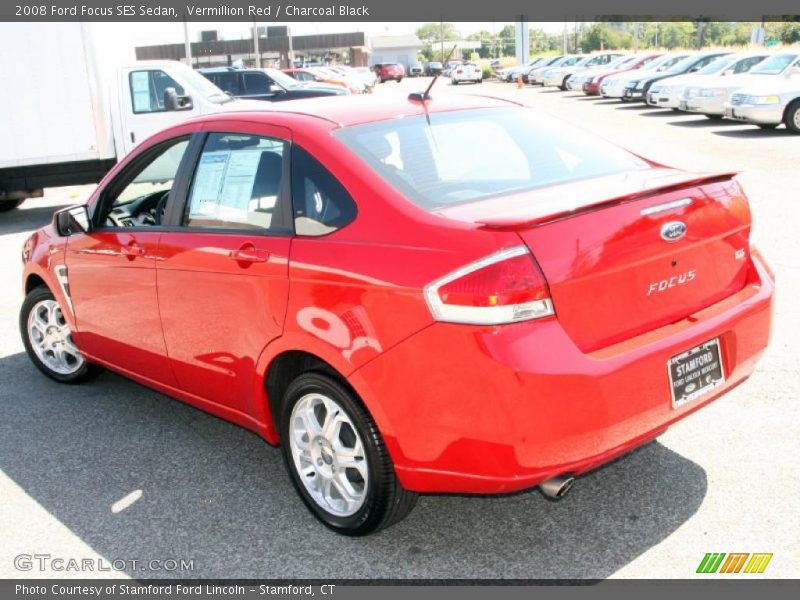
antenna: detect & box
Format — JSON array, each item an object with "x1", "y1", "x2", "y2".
[{"x1": 409, "y1": 44, "x2": 458, "y2": 102}]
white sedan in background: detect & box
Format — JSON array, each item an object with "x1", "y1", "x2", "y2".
[{"x1": 451, "y1": 62, "x2": 483, "y2": 85}]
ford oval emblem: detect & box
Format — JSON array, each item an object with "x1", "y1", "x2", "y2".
[{"x1": 660, "y1": 221, "x2": 687, "y2": 242}]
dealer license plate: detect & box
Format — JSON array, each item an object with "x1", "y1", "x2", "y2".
[{"x1": 668, "y1": 338, "x2": 724, "y2": 409}]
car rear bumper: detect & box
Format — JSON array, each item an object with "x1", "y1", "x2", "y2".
[
  {"x1": 723, "y1": 103, "x2": 783, "y2": 125},
  {"x1": 351, "y1": 251, "x2": 774, "y2": 494}
]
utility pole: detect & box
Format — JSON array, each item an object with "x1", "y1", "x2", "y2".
[
  {"x1": 440, "y1": 19, "x2": 445, "y2": 62},
  {"x1": 288, "y1": 26, "x2": 295, "y2": 67},
  {"x1": 183, "y1": 20, "x2": 192, "y2": 67},
  {"x1": 252, "y1": 21, "x2": 260, "y2": 67}
]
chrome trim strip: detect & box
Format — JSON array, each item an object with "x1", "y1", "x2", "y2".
[{"x1": 640, "y1": 197, "x2": 693, "y2": 216}]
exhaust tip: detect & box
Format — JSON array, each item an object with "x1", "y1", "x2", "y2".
[{"x1": 539, "y1": 475, "x2": 575, "y2": 500}]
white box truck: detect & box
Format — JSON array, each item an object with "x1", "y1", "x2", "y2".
[{"x1": 0, "y1": 23, "x2": 240, "y2": 211}]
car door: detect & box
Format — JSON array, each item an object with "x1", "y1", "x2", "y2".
[
  {"x1": 65, "y1": 135, "x2": 194, "y2": 384},
  {"x1": 156, "y1": 122, "x2": 293, "y2": 414},
  {"x1": 121, "y1": 68, "x2": 200, "y2": 154}
]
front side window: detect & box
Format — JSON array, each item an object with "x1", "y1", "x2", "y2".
[
  {"x1": 335, "y1": 107, "x2": 647, "y2": 212},
  {"x1": 130, "y1": 70, "x2": 185, "y2": 113},
  {"x1": 101, "y1": 138, "x2": 190, "y2": 227},
  {"x1": 184, "y1": 133, "x2": 288, "y2": 232}
]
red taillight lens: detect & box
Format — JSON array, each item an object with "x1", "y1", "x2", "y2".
[
  {"x1": 424, "y1": 246, "x2": 554, "y2": 325},
  {"x1": 456, "y1": 69, "x2": 463, "y2": 74}
]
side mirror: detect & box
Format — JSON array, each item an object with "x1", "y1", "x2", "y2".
[
  {"x1": 54, "y1": 205, "x2": 91, "y2": 237},
  {"x1": 164, "y1": 87, "x2": 193, "y2": 111}
]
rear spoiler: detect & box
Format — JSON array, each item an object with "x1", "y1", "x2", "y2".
[{"x1": 476, "y1": 171, "x2": 739, "y2": 230}]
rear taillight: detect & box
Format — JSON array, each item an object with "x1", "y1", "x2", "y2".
[
  {"x1": 424, "y1": 246, "x2": 554, "y2": 325},
  {"x1": 456, "y1": 69, "x2": 463, "y2": 74}
]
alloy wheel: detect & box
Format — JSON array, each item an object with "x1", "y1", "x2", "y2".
[
  {"x1": 288, "y1": 392, "x2": 369, "y2": 517},
  {"x1": 27, "y1": 299, "x2": 84, "y2": 375}
]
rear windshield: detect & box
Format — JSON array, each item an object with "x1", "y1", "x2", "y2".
[{"x1": 334, "y1": 107, "x2": 648, "y2": 211}]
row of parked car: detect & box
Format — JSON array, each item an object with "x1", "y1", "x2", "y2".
[
  {"x1": 500, "y1": 50, "x2": 800, "y2": 133},
  {"x1": 200, "y1": 63, "x2": 420, "y2": 100}
]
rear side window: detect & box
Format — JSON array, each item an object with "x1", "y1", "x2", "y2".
[
  {"x1": 208, "y1": 72, "x2": 240, "y2": 96},
  {"x1": 184, "y1": 133, "x2": 288, "y2": 232},
  {"x1": 334, "y1": 107, "x2": 647, "y2": 211},
  {"x1": 291, "y1": 146, "x2": 357, "y2": 236}
]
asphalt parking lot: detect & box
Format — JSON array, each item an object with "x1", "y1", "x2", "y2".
[{"x1": 1, "y1": 77, "x2": 798, "y2": 580}]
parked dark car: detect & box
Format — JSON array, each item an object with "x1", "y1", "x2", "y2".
[
  {"x1": 373, "y1": 63, "x2": 405, "y2": 83},
  {"x1": 426, "y1": 61, "x2": 443, "y2": 76},
  {"x1": 199, "y1": 67, "x2": 348, "y2": 101}
]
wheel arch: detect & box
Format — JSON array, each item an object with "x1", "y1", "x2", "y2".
[{"x1": 260, "y1": 344, "x2": 393, "y2": 448}]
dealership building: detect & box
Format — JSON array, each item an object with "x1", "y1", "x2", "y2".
[{"x1": 135, "y1": 29, "x2": 423, "y2": 69}]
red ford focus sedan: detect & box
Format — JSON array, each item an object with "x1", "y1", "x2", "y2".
[{"x1": 19, "y1": 94, "x2": 774, "y2": 535}]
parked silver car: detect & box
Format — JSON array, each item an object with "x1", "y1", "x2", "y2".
[
  {"x1": 647, "y1": 53, "x2": 768, "y2": 110},
  {"x1": 682, "y1": 52, "x2": 800, "y2": 119},
  {"x1": 723, "y1": 66, "x2": 800, "y2": 132}
]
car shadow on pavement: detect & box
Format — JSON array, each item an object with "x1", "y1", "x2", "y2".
[
  {"x1": 711, "y1": 127, "x2": 794, "y2": 138},
  {"x1": 0, "y1": 352, "x2": 708, "y2": 580},
  {"x1": 0, "y1": 204, "x2": 60, "y2": 237},
  {"x1": 667, "y1": 118, "x2": 739, "y2": 128}
]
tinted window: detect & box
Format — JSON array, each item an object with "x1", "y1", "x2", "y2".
[
  {"x1": 335, "y1": 107, "x2": 647, "y2": 211},
  {"x1": 129, "y1": 70, "x2": 185, "y2": 113},
  {"x1": 243, "y1": 72, "x2": 269, "y2": 95},
  {"x1": 208, "y1": 72, "x2": 241, "y2": 96},
  {"x1": 291, "y1": 146, "x2": 357, "y2": 236},
  {"x1": 185, "y1": 133, "x2": 288, "y2": 232}
]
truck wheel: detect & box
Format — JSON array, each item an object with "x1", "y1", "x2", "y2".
[
  {"x1": 0, "y1": 199, "x2": 23, "y2": 212},
  {"x1": 20, "y1": 286, "x2": 97, "y2": 383},
  {"x1": 279, "y1": 372, "x2": 417, "y2": 536},
  {"x1": 784, "y1": 100, "x2": 800, "y2": 134}
]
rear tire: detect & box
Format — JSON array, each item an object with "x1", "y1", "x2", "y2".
[
  {"x1": 784, "y1": 100, "x2": 800, "y2": 134},
  {"x1": 757, "y1": 124, "x2": 779, "y2": 130},
  {"x1": 396, "y1": 77, "x2": 402, "y2": 83},
  {"x1": 705, "y1": 114, "x2": 724, "y2": 120},
  {"x1": 20, "y1": 286, "x2": 97, "y2": 384},
  {"x1": 0, "y1": 199, "x2": 23, "y2": 212},
  {"x1": 279, "y1": 372, "x2": 417, "y2": 536}
]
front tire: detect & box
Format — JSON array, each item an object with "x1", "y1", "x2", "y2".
[
  {"x1": 20, "y1": 286, "x2": 96, "y2": 383},
  {"x1": 784, "y1": 100, "x2": 800, "y2": 134},
  {"x1": 279, "y1": 372, "x2": 417, "y2": 536}
]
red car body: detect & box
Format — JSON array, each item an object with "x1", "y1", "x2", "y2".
[
  {"x1": 21, "y1": 95, "x2": 773, "y2": 498},
  {"x1": 583, "y1": 53, "x2": 663, "y2": 95},
  {"x1": 373, "y1": 63, "x2": 405, "y2": 82}
]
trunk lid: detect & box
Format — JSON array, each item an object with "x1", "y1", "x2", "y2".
[{"x1": 437, "y1": 168, "x2": 752, "y2": 351}]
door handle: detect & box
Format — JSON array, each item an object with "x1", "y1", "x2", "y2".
[
  {"x1": 229, "y1": 246, "x2": 270, "y2": 263},
  {"x1": 121, "y1": 243, "x2": 145, "y2": 257}
]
